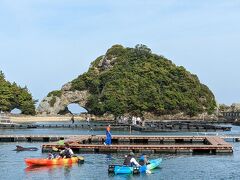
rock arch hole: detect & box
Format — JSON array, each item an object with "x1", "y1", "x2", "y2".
[
  {"x1": 67, "y1": 103, "x2": 87, "y2": 115},
  {"x1": 10, "y1": 108, "x2": 22, "y2": 115}
]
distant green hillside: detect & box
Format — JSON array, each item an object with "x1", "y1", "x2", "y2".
[
  {"x1": 0, "y1": 71, "x2": 36, "y2": 115},
  {"x1": 70, "y1": 44, "x2": 216, "y2": 117}
]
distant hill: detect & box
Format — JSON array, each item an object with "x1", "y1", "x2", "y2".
[
  {"x1": 0, "y1": 71, "x2": 36, "y2": 115},
  {"x1": 38, "y1": 44, "x2": 216, "y2": 117}
]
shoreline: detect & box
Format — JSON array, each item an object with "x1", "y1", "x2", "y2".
[
  {"x1": 10, "y1": 115, "x2": 84, "y2": 123},
  {"x1": 9, "y1": 115, "x2": 113, "y2": 123},
  {"x1": 8, "y1": 115, "x2": 228, "y2": 124}
]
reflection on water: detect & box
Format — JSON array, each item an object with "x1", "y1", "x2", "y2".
[
  {"x1": 0, "y1": 142, "x2": 240, "y2": 179},
  {"x1": 25, "y1": 164, "x2": 73, "y2": 173}
]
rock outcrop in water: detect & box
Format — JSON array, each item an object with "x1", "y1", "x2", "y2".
[{"x1": 38, "y1": 44, "x2": 216, "y2": 117}]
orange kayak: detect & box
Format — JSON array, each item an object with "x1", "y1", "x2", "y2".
[{"x1": 25, "y1": 156, "x2": 84, "y2": 166}]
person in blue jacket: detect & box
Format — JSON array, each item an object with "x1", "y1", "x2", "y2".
[
  {"x1": 139, "y1": 153, "x2": 150, "y2": 166},
  {"x1": 104, "y1": 125, "x2": 112, "y2": 145}
]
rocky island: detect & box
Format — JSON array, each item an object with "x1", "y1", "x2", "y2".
[{"x1": 38, "y1": 44, "x2": 216, "y2": 120}]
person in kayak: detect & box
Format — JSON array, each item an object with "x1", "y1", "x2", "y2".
[
  {"x1": 47, "y1": 153, "x2": 54, "y2": 159},
  {"x1": 60, "y1": 144, "x2": 74, "y2": 158},
  {"x1": 104, "y1": 125, "x2": 112, "y2": 145},
  {"x1": 139, "y1": 153, "x2": 150, "y2": 166},
  {"x1": 123, "y1": 152, "x2": 141, "y2": 167},
  {"x1": 57, "y1": 137, "x2": 65, "y2": 146}
]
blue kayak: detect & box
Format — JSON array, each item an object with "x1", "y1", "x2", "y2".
[{"x1": 108, "y1": 158, "x2": 162, "y2": 174}]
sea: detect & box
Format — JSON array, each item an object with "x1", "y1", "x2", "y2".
[{"x1": 0, "y1": 123, "x2": 240, "y2": 180}]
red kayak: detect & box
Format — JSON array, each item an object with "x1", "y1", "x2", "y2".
[{"x1": 25, "y1": 156, "x2": 84, "y2": 166}]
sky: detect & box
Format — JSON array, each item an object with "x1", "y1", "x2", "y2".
[{"x1": 0, "y1": 0, "x2": 240, "y2": 112}]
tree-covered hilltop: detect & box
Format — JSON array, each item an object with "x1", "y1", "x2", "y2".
[
  {"x1": 69, "y1": 44, "x2": 216, "y2": 117},
  {"x1": 0, "y1": 71, "x2": 36, "y2": 115}
]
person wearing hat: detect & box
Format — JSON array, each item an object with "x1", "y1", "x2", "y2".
[{"x1": 123, "y1": 152, "x2": 141, "y2": 167}]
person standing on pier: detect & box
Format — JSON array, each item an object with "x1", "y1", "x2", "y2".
[
  {"x1": 86, "y1": 116, "x2": 90, "y2": 125},
  {"x1": 71, "y1": 115, "x2": 75, "y2": 124},
  {"x1": 104, "y1": 124, "x2": 112, "y2": 145}
]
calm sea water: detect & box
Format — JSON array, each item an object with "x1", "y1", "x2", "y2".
[{"x1": 1, "y1": 124, "x2": 240, "y2": 180}]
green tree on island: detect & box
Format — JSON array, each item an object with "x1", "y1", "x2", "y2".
[
  {"x1": 67, "y1": 44, "x2": 216, "y2": 117},
  {"x1": 0, "y1": 71, "x2": 36, "y2": 115}
]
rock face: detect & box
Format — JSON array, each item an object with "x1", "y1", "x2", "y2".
[
  {"x1": 231, "y1": 103, "x2": 240, "y2": 111},
  {"x1": 219, "y1": 103, "x2": 240, "y2": 113},
  {"x1": 98, "y1": 56, "x2": 116, "y2": 70},
  {"x1": 37, "y1": 83, "x2": 90, "y2": 115}
]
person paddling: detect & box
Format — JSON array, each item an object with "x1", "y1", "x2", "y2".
[
  {"x1": 47, "y1": 153, "x2": 54, "y2": 159},
  {"x1": 123, "y1": 152, "x2": 141, "y2": 167},
  {"x1": 139, "y1": 153, "x2": 150, "y2": 166},
  {"x1": 60, "y1": 144, "x2": 74, "y2": 158}
]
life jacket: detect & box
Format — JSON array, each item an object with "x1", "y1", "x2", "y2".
[
  {"x1": 64, "y1": 149, "x2": 72, "y2": 158},
  {"x1": 123, "y1": 155, "x2": 133, "y2": 166},
  {"x1": 48, "y1": 153, "x2": 54, "y2": 159},
  {"x1": 139, "y1": 155, "x2": 145, "y2": 166}
]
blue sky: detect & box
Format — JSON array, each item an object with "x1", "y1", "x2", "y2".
[{"x1": 0, "y1": 0, "x2": 240, "y2": 110}]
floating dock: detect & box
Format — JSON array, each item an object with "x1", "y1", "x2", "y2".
[
  {"x1": 0, "y1": 123, "x2": 130, "y2": 130},
  {"x1": 142, "y1": 121, "x2": 231, "y2": 132},
  {"x1": 0, "y1": 122, "x2": 231, "y2": 132},
  {"x1": 0, "y1": 134, "x2": 234, "y2": 154},
  {"x1": 0, "y1": 135, "x2": 72, "y2": 142},
  {"x1": 41, "y1": 135, "x2": 233, "y2": 154}
]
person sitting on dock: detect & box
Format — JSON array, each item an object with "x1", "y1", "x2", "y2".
[
  {"x1": 104, "y1": 125, "x2": 112, "y2": 145},
  {"x1": 123, "y1": 152, "x2": 141, "y2": 167},
  {"x1": 139, "y1": 153, "x2": 150, "y2": 166},
  {"x1": 60, "y1": 144, "x2": 74, "y2": 158}
]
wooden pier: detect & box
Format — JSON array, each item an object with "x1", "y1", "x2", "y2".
[
  {"x1": 0, "y1": 134, "x2": 234, "y2": 154},
  {"x1": 41, "y1": 135, "x2": 233, "y2": 154}
]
